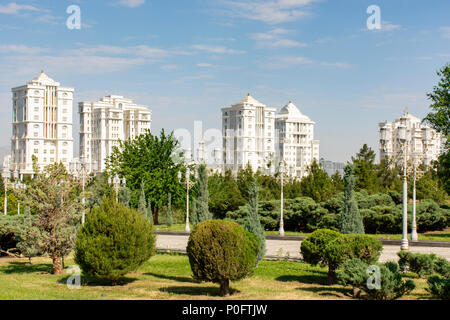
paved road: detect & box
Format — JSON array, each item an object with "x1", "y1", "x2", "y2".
[{"x1": 156, "y1": 234, "x2": 450, "y2": 262}]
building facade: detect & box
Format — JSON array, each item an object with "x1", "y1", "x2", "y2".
[
  {"x1": 222, "y1": 94, "x2": 276, "y2": 174},
  {"x1": 319, "y1": 158, "x2": 345, "y2": 177},
  {"x1": 79, "y1": 95, "x2": 152, "y2": 173},
  {"x1": 378, "y1": 111, "x2": 442, "y2": 166},
  {"x1": 10, "y1": 71, "x2": 74, "y2": 176},
  {"x1": 275, "y1": 101, "x2": 320, "y2": 178}
]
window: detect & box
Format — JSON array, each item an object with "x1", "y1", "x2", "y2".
[
  {"x1": 34, "y1": 98, "x2": 39, "y2": 103},
  {"x1": 34, "y1": 149, "x2": 39, "y2": 154}
]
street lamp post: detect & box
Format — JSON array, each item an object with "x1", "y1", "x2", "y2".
[
  {"x1": 178, "y1": 165, "x2": 195, "y2": 232},
  {"x1": 12, "y1": 170, "x2": 26, "y2": 216},
  {"x1": 108, "y1": 174, "x2": 126, "y2": 203},
  {"x1": 410, "y1": 155, "x2": 424, "y2": 242},
  {"x1": 279, "y1": 161, "x2": 285, "y2": 237},
  {"x1": 398, "y1": 125, "x2": 409, "y2": 251},
  {"x1": 2, "y1": 169, "x2": 11, "y2": 216}
]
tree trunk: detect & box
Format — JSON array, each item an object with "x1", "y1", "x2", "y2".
[
  {"x1": 52, "y1": 254, "x2": 63, "y2": 275},
  {"x1": 154, "y1": 207, "x2": 159, "y2": 225},
  {"x1": 327, "y1": 267, "x2": 336, "y2": 285},
  {"x1": 353, "y1": 287, "x2": 361, "y2": 299},
  {"x1": 219, "y1": 279, "x2": 230, "y2": 297}
]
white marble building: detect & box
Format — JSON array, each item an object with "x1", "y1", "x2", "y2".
[
  {"x1": 9, "y1": 71, "x2": 74, "y2": 176},
  {"x1": 379, "y1": 110, "x2": 442, "y2": 166},
  {"x1": 222, "y1": 94, "x2": 276, "y2": 174},
  {"x1": 79, "y1": 95, "x2": 152, "y2": 173},
  {"x1": 275, "y1": 101, "x2": 320, "y2": 178}
]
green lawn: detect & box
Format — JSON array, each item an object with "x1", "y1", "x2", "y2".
[
  {"x1": 0, "y1": 254, "x2": 434, "y2": 300},
  {"x1": 155, "y1": 224, "x2": 450, "y2": 242}
]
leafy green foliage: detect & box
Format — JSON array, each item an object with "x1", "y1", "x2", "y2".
[
  {"x1": 208, "y1": 170, "x2": 246, "y2": 219},
  {"x1": 352, "y1": 144, "x2": 379, "y2": 194},
  {"x1": 397, "y1": 251, "x2": 450, "y2": 278},
  {"x1": 106, "y1": 129, "x2": 184, "y2": 224},
  {"x1": 0, "y1": 215, "x2": 23, "y2": 254},
  {"x1": 75, "y1": 197, "x2": 156, "y2": 283},
  {"x1": 166, "y1": 193, "x2": 173, "y2": 227},
  {"x1": 299, "y1": 160, "x2": 335, "y2": 202},
  {"x1": 138, "y1": 181, "x2": 147, "y2": 215},
  {"x1": 186, "y1": 220, "x2": 259, "y2": 296},
  {"x1": 339, "y1": 165, "x2": 364, "y2": 234}
]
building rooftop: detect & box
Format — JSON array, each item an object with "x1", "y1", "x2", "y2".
[{"x1": 233, "y1": 93, "x2": 266, "y2": 107}]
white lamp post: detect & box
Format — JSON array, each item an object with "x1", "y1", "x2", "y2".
[
  {"x1": 398, "y1": 125, "x2": 409, "y2": 251},
  {"x1": 279, "y1": 161, "x2": 285, "y2": 237},
  {"x1": 108, "y1": 174, "x2": 125, "y2": 203},
  {"x1": 2, "y1": 169, "x2": 11, "y2": 216},
  {"x1": 179, "y1": 163, "x2": 195, "y2": 232}
]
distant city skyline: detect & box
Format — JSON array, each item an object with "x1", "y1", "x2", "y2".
[{"x1": 0, "y1": 0, "x2": 449, "y2": 163}]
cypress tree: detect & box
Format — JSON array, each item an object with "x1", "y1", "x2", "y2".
[
  {"x1": 118, "y1": 186, "x2": 131, "y2": 207},
  {"x1": 191, "y1": 198, "x2": 198, "y2": 227},
  {"x1": 138, "y1": 181, "x2": 147, "y2": 215},
  {"x1": 166, "y1": 193, "x2": 173, "y2": 227},
  {"x1": 339, "y1": 164, "x2": 365, "y2": 234},
  {"x1": 243, "y1": 180, "x2": 266, "y2": 265},
  {"x1": 193, "y1": 164, "x2": 211, "y2": 226}
]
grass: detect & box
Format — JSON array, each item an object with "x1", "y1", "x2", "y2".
[
  {"x1": 155, "y1": 224, "x2": 450, "y2": 242},
  {"x1": 0, "y1": 254, "x2": 436, "y2": 300}
]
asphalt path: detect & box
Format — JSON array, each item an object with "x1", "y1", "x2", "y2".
[{"x1": 156, "y1": 234, "x2": 450, "y2": 262}]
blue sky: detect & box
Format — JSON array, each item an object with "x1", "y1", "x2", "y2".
[{"x1": 0, "y1": 0, "x2": 449, "y2": 162}]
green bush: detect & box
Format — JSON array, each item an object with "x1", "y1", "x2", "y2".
[
  {"x1": 186, "y1": 220, "x2": 259, "y2": 296},
  {"x1": 414, "y1": 200, "x2": 448, "y2": 232},
  {"x1": 0, "y1": 215, "x2": 24, "y2": 255},
  {"x1": 337, "y1": 258, "x2": 415, "y2": 300},
  {"x1": 300, "y1": 229, "x2": 342, "y2": 283},
  {"x1": 75, "y1": 198, "x2": 156, "y2": 283},
  {"x1": 397, "y1": 251, "x2": 450, "y2": 278},
  {"x1": 427, "y1": 276, "x2": 450, "y2": 300}
]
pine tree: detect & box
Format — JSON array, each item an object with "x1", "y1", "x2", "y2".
[
  {"x1": 339, "y1": 164, "x2": 365, "y2": 234},
  {"x1": 193, "y1": 164, "x2": 211, "y2": 226},
  {"x1": 17, "y1": 206, "x2": 42, "y2": 264},
  {"x1": 138, "y1": 181, "x2": 147, "y2": 215},
  {"x1": 166, "y1": 193, "x2": 173, "y2": 227},
  {"x1": 243, "y1": 180, "x2": 266, "y2": 265}
]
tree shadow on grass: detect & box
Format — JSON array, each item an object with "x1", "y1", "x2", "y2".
[
  {"x1": 57, "y1": 274, "x2": 138, "y2": 287},
  {"x1": 299, "y1": 286, "x2": 351, "y2": 299},
  {"x1": 160, "y1": 285, "x2": 240, "y2": 297},
  {"x1": 144, "y1": 272, "x2": 197, "y2": 283},
  {"x1": 0, "y1": 261, "x2": 52, "y2": 274},
  {"x1": 275, "y1": 272, "x2": 328, "y2": 285}
]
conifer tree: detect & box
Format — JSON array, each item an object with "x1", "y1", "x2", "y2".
[
  {"x1": 17, "y1": 206, "x2": 41, "y2": 264},
  {"x1": 138, "y1": 181, "x2": 147, "y2": 215},
  {"x1": 118, "y1": 186, "x2": 131, "y2": 207},
  {"x1": 339, "y1": 165, "x2": 365, "y2": 234},
  {"x1": 243, "y1": 180, "x2": 266, "y2": 265},
  {"x1": 193, "y1": 164, "x2": 211, "y2": 226},
  {"x1": 191, "y1": 198, "x2": 198, "y2": 227},
  {"x1": 166, "y1": 193, "x2": 173, "y2": 227}
]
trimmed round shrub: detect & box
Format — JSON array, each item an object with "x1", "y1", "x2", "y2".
[
  {"x1": 75, "y1": 198, "x2": 156, "y2": 283},
  {"x1": 187, "y1": 220, "x2": 259, "y2": 296},
  {"x1": 300, "y1": 229, "x2": 342, "y2": 283}
]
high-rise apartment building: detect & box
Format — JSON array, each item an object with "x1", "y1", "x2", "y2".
[
  {"x1": 379, "y1": 111, "x2": 442, "y2": 166},
  {"x1": 10, "y1": 71, "x2": 74, "y2": 176},
  {"x1": 275, "y1": 101, "x2": 319, "y2": 178},
  {"x1": 221, "y1": 94, "x2": 276, "y2": 174},
  {"x1": 79, "y1": 95, "x2": 152, "y2": 173}
]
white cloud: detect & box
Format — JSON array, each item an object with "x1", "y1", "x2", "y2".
[
  {"x1": 0, "y1": 45, "x2": 48, "y2": 55},
  {"x1": 197, "y1": 63, "x2": 214, "y2": 67},
  {"x1": 116, "y1": 0, "x2": 146, "y2": 8},
  {"x1": 222, "y1": 0, "x2": 319, "y2": 24},
  {"x1": 0, "y1": 2, "x2": 39, "y2": 14},
  {"x1": 262, "y1": 55, "x2": 351, "y2": 69},
  {"x1": 160, "y1": 64, "x2": 178, "y2": 71},
  {"x1": 250, "y1": 28, "x2": 306, "y2": 48},
  {"x1": 440, "y1": 26, "x2": 450, "y2": 39},
  {"x1": 191, "y1": 44, "x2": 245, "y2": 54}
]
